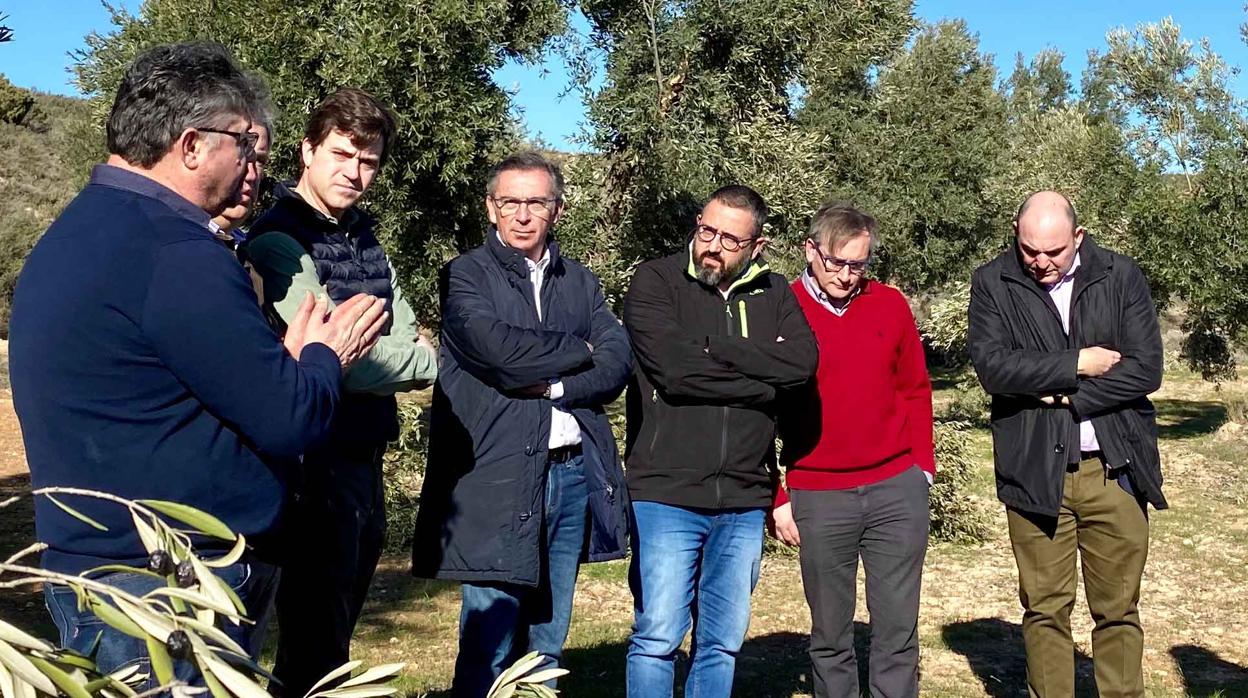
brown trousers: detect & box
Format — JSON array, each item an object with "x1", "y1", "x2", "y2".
[{"x1": 1006, "y1": 456, "x2": 1150, "y2": 698}]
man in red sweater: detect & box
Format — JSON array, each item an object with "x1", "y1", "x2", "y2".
[{"x1": 773, "y1": 203, "x2": 934, "y2": 698}]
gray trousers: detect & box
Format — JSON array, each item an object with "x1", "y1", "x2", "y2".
[{"x1": 791, "y1": 465, "x2": 930, "y2": 698}]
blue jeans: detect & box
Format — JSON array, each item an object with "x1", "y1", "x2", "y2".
[
  {"x1": 627, "y1": 501, "x2": 765, "y2": 698},
  {"x1": 44, "y1": 560, "x2": 279, "y2": 690},
  {"x1": 451, "y1": 454, "x2": 588, "y2": 698}
]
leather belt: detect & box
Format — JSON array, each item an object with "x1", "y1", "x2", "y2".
[{"x1": 548, "y1": 444, "x2": 583, "y2": 463}]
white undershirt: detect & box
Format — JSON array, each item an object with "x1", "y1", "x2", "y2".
[{"x1": 521, "y1": 246, "x2": 582, "y2": 450}]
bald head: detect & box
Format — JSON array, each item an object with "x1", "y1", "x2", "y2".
[
  {"x1": 1015, "y1": 190, "x2": 1077, "y2": 230},
  {"x1": 1013, "y1": 191, "x2": 1084, "y2": 286}
]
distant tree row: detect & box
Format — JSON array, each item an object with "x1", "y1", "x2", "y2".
[{"x1": 30, "y1": 1, "x2": 1248, "y2": 376}]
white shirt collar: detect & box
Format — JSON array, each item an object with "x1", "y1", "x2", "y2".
[
  {"x1": 1045, "y1": 251, "x2": 1082, "y2": 291},
  {"x1": 496, "y1": 231, "x2": 550, "y2": 271},
  {"x1": 802, "y1": 268, "x2": 860, "y2": 317}
]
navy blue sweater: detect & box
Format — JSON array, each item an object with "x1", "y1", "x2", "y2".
[{"x1": 9, "y1": 165, "x2": 342, "y2": 574}]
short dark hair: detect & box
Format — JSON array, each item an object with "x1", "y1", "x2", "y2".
[
  {"x1": 809, "y1": 202, "x2": 879, "y2": 258},
  {"x1": 304, "y1": 88, "x2": 398, "y2": 166},
  {"x1": 486, "y1": 151, "x2": 566, "y2": 201},
  {"x1": 1015, "y1": 191, "x2": 1078, "y2": 229},
  {"x1": 707, "y1": 184, "x2": 768, "y2": 236},
  {"x1": 107, "y1": 41, "x2": 267, "y2": 167}
]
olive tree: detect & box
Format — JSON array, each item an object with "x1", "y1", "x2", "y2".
[{"x1": 72, "y1": 0, "x2": 570, "y2": 327}]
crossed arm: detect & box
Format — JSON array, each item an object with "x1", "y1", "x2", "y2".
[
  {"x1": 623, "y1": 264, "x2": 817, "y2": 407},
  {"x1": 967, "y1": 265, "x2": 1161, "y2": 414},
  {"x1": 439, "y1": 259, "x2": 593, "y2": 392}
]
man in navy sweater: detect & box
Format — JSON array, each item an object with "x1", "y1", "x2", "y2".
[{"x1": 9, "y1": 42, "x2": 388, "y2": 680}]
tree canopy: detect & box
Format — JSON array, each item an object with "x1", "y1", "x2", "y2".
[{"x1": 49, "y1": 3, "x2": 1248, "y2": 375}]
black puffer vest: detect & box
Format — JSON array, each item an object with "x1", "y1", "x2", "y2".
[{"x1": 248, "y1": 182, "x2": 400, "y2": 447}]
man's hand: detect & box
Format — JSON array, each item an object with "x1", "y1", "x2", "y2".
[
  {"x1": 290, "y1": 293, "x2": 389, "y2": 369},
  {"x1": 282, "y1": 291, "x2": 317, "y2": 359},
  {"x1": 1078, "y1": 346, "x2": 1122, "y2": 377},
  {"x1": 768, "y1": 502, "x2": 801, "y2": 547}
]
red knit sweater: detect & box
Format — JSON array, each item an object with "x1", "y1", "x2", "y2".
[{"x1": 775, "y1": 277, "x2": 935, "y2": 507}]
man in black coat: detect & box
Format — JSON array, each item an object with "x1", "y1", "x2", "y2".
[
  {"x1": 412, "y1": 152, "x2": 632, "y2": 698},
  {"x1": 623, "y1": 185, "x2": 818, "y2": 698},
  {"x1": 968, "y1": 191, "x2": 1166, "y2": 698}
]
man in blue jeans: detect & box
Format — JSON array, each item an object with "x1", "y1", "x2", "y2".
[
  {"x1": 622, "y1": 185, "x2": 818, "y2": 697},
  {"x1": 11, "y1": 42, "x2": 386, "y2": 684},
  {"x1": 412, "y1": 152, "x2": 632, "y2": 697}
]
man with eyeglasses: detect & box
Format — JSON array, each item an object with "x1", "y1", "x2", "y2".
[
  {"x1": 10, "y1": 42, "x2": 387, "y2": 684},
  {"x1": 968, "y1": 191, "x2": 1165, "y2": 698},
  {"x1": 771, "y1": 203, "x2": 934, "y2": 697},
  {"x1": 622, "y1": 184, "x2": 817, "y2": 698},
  {"x1": 210, "y1": 114, "x2": 269, "y2": 247},
  {"x1": 412, "y1": 151, "x2": 631, "y2": 697},
  {"x1": 244, "y1": 87, "x2": 437, "y2": 697}
]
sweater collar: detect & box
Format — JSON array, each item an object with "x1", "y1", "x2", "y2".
[
  {"x1": 90, "y1": 164, "x2": 212, "y2": 231},
  {"x1": 801, "y1": 268, "x2": 869, "y2": 316}
]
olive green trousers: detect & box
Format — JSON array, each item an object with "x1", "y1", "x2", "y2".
[{"x1": 1006, "y1": 456, "x2": 1150, "y2": 698}]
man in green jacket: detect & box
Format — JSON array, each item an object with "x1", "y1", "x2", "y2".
[{"x1": 244, "y1": 87, "x2": 436, "y2": 696}]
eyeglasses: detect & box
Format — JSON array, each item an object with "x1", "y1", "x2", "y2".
[
  {"x1": 694, "y1": 224, "x2": 758, "y2": 252},
  {"x1": 491, "y1": 197, "x2": 558, "y2": 220},
  {"x1": 808, "y1": 239, "x2": 869, "y2": 275},
  {"x1": 197, "y1": 127, "x2": 259, "y2": 161}
]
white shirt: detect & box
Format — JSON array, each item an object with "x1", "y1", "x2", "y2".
[
  {"x1": 1046, "y1": 252, "x2": 1100, "y2": 453},
  {"x1": 520, "y1": 245, "x2": 582, "y2": 450}
]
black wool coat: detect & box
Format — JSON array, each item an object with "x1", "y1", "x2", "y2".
[{"x1": 968, "y1": 236, "x2": 1167, "y2": 516}]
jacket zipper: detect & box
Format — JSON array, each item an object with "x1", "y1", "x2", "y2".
[
  {"x1": 716, "y1": 300, "x2": 733, "y2": 508},
  {"x1": 648, "y1": 389, "x2": 662, "y2": 453}
]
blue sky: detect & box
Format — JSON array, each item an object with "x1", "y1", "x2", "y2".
[{"x1": 2, "y1": 1, "x2": 1245, "y2": 151}]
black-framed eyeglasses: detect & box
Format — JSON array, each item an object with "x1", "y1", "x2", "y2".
[
  {"x1": 694, "y1": 224, "x2": 758, "y2": 252},
  {"x1": 808, "y1": 238, "x2": 869, "y2": 276},
  {"x1": 197, "y1": 127, "x2": 259, "y2": 161},
  {"x1": 491, "y1": 196, "x2": 558, "y2": 220}
]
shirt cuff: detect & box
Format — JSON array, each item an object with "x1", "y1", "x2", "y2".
[{"x1": 549, "y1": 380, "x2": 564, "y2": 401}]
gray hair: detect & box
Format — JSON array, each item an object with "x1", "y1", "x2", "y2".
[
  {"x1": 244, "y1": 71, "x2": 276, "y2": 136},
  {"x1": 809, "y1": 202, "x2": 879, "y2": 259},
  {"x1": 107, "y1": 42, "x2": 270, "y2": 167},
  {"x1": 486, "y1": 151, "x2": 565, "y2": 201}
]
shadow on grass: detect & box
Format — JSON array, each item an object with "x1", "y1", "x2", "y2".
[
  {"x1": 531, "y1": 625, "x2": 867, "y2": 697},
  {"x1": 1154, "y1": 399, "x2": 1228, "y2": 440},
  {"x1": 942, "y1": 618, "x2": 1095, "y2": 697},
  {"x1": 0, "y1": 472, "x2": 53, "y2": 639},
  {"x1": 1171, "y1": 644, "x2": 1248, "y2": 697},
  {"x1": 355, "y1": 561, "x2": 460, "y2": 638}
]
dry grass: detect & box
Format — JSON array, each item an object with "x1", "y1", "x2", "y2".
[{"x1": 344, "y1": 369, "x2": 1248, "y2": 697}]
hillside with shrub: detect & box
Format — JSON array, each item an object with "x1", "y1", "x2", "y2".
[{"x1": 0, "y1": 76, "x2": 95, "y2": 336}]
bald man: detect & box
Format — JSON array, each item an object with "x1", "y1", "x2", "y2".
[{"x1": 967, "y1": 191, "x2": 1166, "y2": 698}]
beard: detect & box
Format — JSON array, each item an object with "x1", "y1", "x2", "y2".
[{"x1": 696, "y1": 251, "x2": 749, "y2": 287}]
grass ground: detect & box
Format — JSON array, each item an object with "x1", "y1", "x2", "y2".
[{"x1": 1, "y1": 361, "x2": 1246, "y2": 696}]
